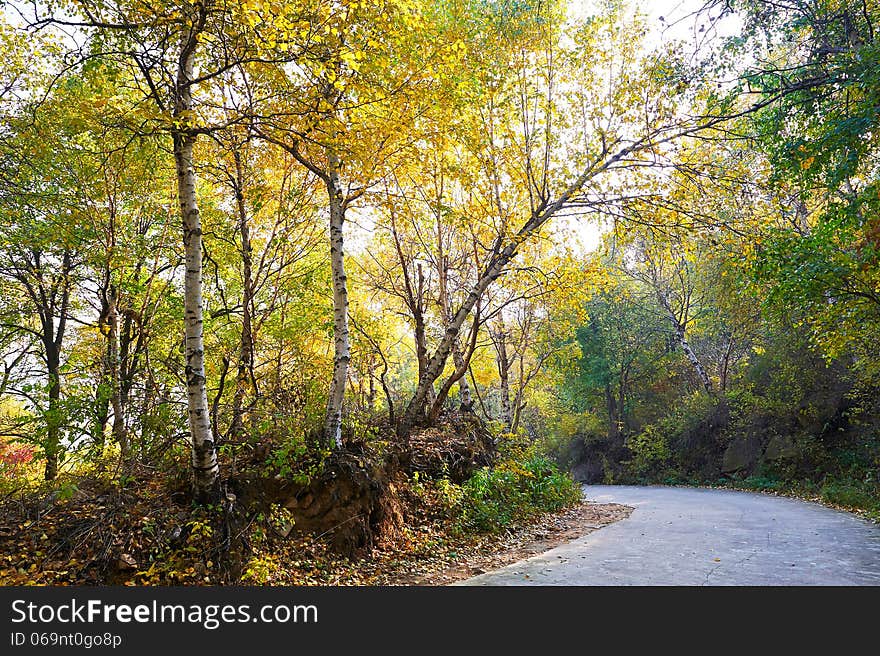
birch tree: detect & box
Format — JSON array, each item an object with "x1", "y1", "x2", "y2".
[
  {"x1": 23, "y1": 0, "x2": 293, "y2": 498},
  {"x1": 396, "y1": 3, "x2": 714, "y2": 435},
  {"x1": 622, "y1": 236, "x2": 714, "y2": 393},
  {"x1": 251, "y1": 0, "x2": 469, "y2": 446}
]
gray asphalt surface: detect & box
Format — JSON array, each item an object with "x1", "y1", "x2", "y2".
[{"x1": 460, "y1": 485, "x2": 880, "y2": 586}]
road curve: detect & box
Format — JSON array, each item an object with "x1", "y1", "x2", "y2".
[{"x1": 460, "y1": 485, "x2": 880, "y2": 586}]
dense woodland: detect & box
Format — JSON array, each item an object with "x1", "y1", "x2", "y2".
[{"x1": 0, "y1": 0, "x2": 878, "y2": 584}]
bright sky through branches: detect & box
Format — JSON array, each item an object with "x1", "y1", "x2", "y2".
[{"x1": 558, "y1": 0, "x2": 740, "y2": 254}]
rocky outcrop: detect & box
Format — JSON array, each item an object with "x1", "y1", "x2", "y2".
[
  {"x1": 721, "y1": 436, "x2": 763, "y2": 474},
  {"x1": 762, "y1": 434, "x2": 797, "y2": 462}
]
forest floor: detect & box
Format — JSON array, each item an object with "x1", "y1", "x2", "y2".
[
  {"x1": 314, "y1": 501, "x2": 632, "y2": 585},
  {"x1": 0, "y1": 471, "x2": 631, "y2": 586}
]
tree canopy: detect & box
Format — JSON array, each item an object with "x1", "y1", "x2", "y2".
[{"x1": 1, "y1": 0, "x2": 878, "y2": 585}]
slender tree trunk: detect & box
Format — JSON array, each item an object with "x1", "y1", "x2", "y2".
[
  {"x1": 412, "y1": 264, "x2": 435, "y2": 409},
  {"x1": 92, "y1": 382, "x2": 109, "y2": 447},
  {"x1": 97, "y1": 210, "x2": 127, "y2": 459},
  {"x1": 93, "y1": 271, "x2": 111, "y2": 448},
  {"x1": 390, "y1": 215, "x2": 434, "y2": 417},
  {"x1": 367, "y1": 359, "x2": 377, "y2": 412},
  {"x1": 675, "y1": 324, "x2": 712, "y2": 392},
  {"x1": 427, "y1": 315, "x2": 480, "y2": 423},
  {"x1": 324, "y1": 148, "x2": 349, "y2": 449},
  {"x1": 493, "y1": 325, "x2": 513, "y2": 430},
  {"x1": 231, "y1": 149, "x2": 254, "y2": 442},
  {"x1": 719, "y1": 332, "x2": 733, "y2": 391},
  {"x1": 176, "y1": 129, "x2": 218, "y2": 499},
  {"x1": 118, "y1": 303, "x2": 145, "y2": 460},
  {"x1": 173, "y1": 13, "x2": 218, "y2": 501},
  {"x1": 174, "y1": 46, "x2": 219, "y2": 500},
  {"x1": 605, "y1": 383, "x2": 619, "y2": 444},
  {"x1": 437, "y1": 249, "x2": 472, "y2": 412},
  {"x1": 40, "y1": 250, "x2": 71, "y2": 481},
  {"x1": 511, "y1": 353, "x2": 525, "y2": 434},
  {"x1": 106, "y1": 287, "x2": 129, "y2": 460},
  {"x1": 377, "y1": 357, "x2": 395, "y2": 426},
  {"x1": 44, "y1": 345, "x2": 61, "y2": 481},
  {"x1": 117, "y1": 263, "x2": 143, "y2": 459},
  {"x1": 469, "y1": 366, "x2": 490, "y2": 419},
  {"x1": 451, "y1": 344, "x2": 472, "y2": 410},
  {"x1": 656, "y1": 289, "x2": 713, "y2": 393},
  {"x1": 176, "y1": 128, "x2": 218, "y2": 500}
]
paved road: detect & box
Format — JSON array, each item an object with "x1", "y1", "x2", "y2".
[{"x1": 461, "y1": 485, "x2": 880, "y2": 585}]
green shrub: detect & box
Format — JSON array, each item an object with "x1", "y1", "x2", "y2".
[
  {"x1": 457, "y1": 451, "x2": 581, "y2": 533},
  {"x1": 740, "y1": 475, "x2": 785, "y2": 491},
  {"x1": 626, "y1": 424, "x2": 671, "y2": 477},
  {"x1": 458, "y1": 467, "x2": 519, "y2": 532},
  {"x1": 820, "y1": 478, "x2": 880, "y2": 513}
]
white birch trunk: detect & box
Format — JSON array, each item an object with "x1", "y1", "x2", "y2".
[
  {"x1": 492, "y1": 325, "x2": 513, "y2": 430},
  {"x1": 451, "y1": 344, "x2": 472, "y2": 410},
  {"x1": 656, "y1": 289, "x2": 713, "y2": 393},
  {"x1": 324, "y1": 148, "x2": 349, "y2": 449},
  {"x1": 174, "y1": 25, "x2": 219, "y2": 501},
  {"x1": 106, "y1": 287, "x2": 129, "y2": 459},
  {"x1": 676, "y1": 327, "x2": 713, "y2": 393}
]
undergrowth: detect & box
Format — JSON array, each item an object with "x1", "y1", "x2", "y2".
[{"x1": 0, "y1": 425, "x2": 584, "y2": 585}]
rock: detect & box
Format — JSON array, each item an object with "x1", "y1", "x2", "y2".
[
  {"x1": 763, "y1": 435, "x2": 797, "y2": 462},
  {"x1": 721, "y1": 437, "x2": 762, "y2": 474},
  {"x1": 116, "y1": 554, "x2": 138, "y2": 571},
  {"x1": 571, "y1": 458, "x2": 604, "y2": 484},
  {"x1": 169, "y1": 525, "x2": 184, "y2": 547}
]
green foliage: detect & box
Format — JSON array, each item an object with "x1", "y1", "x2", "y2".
[
  {"x1": 240, "y1": 554, "x2": 280, "y2": 585},
  {"x1": 571, "y1": 285, "x2": 671, "y2": 414},
  {"x1": 259, "y1": 432, "x2": 331, "y2": 488},
  {"x1": 739, "y1": 475, "x2": 785, "y2": 492},
  {"x1": 457, "y1": 444, "x2": 581, "y2": 533},
  {"x1": 54, "y1": 480, "x2": 79, "y2": 502},
  {"x1": 626, "y1": 424, "x2": 671, "y2": 477},
  {"x1": 658, "y1": 391, "x2": 721, "y2": 444},
  {"x1": 730, "y1": 473, "x2": 880, "y2": 521},
  {"x1": 726, "y1": 0, "x2": 880, "y2": 396},
  {"x1": 3, "y1": 0, "x2": 880, "y2": 586},
  {"x1": 819, "y1": 478, "x2": 878, "y2": 512}
]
